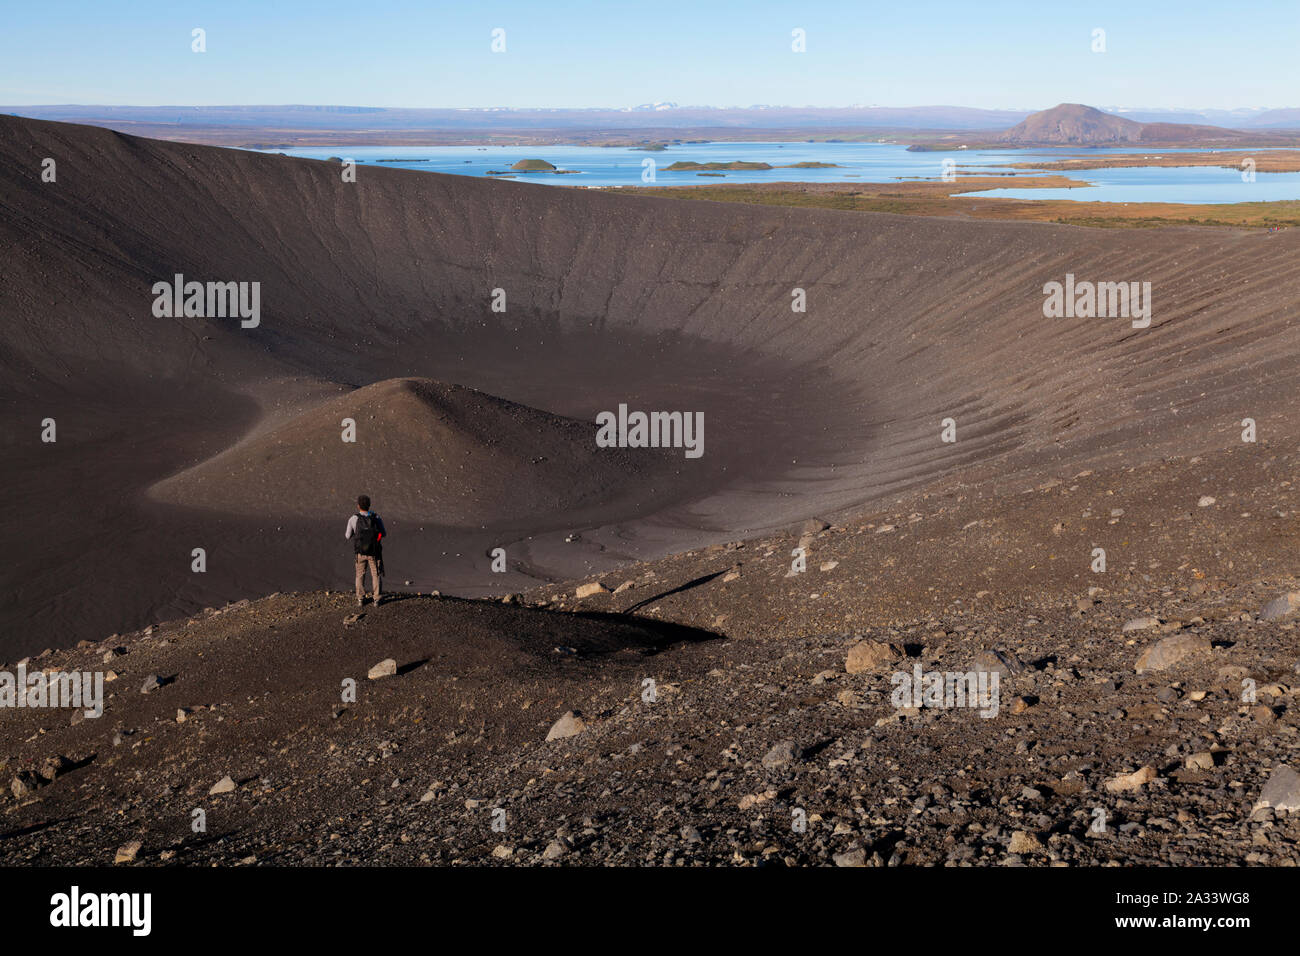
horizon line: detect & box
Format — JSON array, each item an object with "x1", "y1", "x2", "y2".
[{"x1": 5, "y1": 102, "x2": 1297, "y2": 113}]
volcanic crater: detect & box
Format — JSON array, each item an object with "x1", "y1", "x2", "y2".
[{"x1": 2, "y1": 113, "x2": 1299, "y2": 653}]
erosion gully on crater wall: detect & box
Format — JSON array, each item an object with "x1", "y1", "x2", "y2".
[{"x1": 1, "y1": 113, "x2": 1299, "y2": 656}]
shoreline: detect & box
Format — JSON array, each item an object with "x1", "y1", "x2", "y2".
[{"x1": 621, "y1": 179, "x2": 1300, "y2": 228}]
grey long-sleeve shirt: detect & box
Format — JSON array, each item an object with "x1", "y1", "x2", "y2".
[{"x1": 345, "y1": 511, "x2": 387, "y2": 541}]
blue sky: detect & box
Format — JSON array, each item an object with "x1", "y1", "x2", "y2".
[{"x1": 1, "y1": 0, "x2": 1295, "y2": 109}]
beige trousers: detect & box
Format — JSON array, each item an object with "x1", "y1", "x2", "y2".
[{"x1": 355, "y1": 554, "x2": 381, "y2": 601}]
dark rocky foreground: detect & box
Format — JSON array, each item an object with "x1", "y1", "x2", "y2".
[{"x1": 3, "y1": 439, "x2": 1298, "y2": 866}]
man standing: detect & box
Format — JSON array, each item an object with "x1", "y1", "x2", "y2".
[{"x1": 346, "y1": 494, "x2": 386, "y2": 607}]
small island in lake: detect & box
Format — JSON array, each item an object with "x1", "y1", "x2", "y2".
[
  {"x1": 662, "y1": 160, "x2": 840, "y2": 172},
  {"x1": 663, "y1": 160, "x2": 774, "y2": 171}
]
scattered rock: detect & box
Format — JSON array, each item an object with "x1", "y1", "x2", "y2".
[
  {"x1": 209, "y1": 775, "x2": 237, "y2": 795},
  {"x1": 10, "y1": 771, "x2": 43, "y2": 799},
  {"x1": 367, "y1": 659, "x2": 397, "y2": 680},
  {"x1": 1254, "y1": 765, "x2": 1300, "y2": 813},
  {"x1": 974, "y1": 648, "x2": 1025, "y2": 676},
  {"x1": 1260, "y1": 592, "x2": 1300, "y2": 622},
  {"x1": 546, "y1": 711, "x2": 586, "y2": 741},
  {"x1": 139, "y1": 675, "x2": 163, "y2": 694},
  {"x1": 1104, "y1": 766, "x2": 1157, "y2": 793},
  {"x1": 1249, "y1": 704, "x2": 1276, "y2": 725},
  {"x1": 738, "y1": 790, "x2": 775, "y2": 810},
  {"x1": 761, "y1": 740, "x2": 800, "y2": 770},
  {"x1": 38, "y1": 755, "x2": 72, "y2": 782},
  {"x1": 1122, "y1": 617, "x2": 1161, "y2": 633},
  {"x1": 1135, "y1": 634, "x2": 1211, "y2": 673},
  {"x1": 575, "y1": 582, "x2": 609, "y2": 599},
  {"x1": 1008, "y1": 830, "x2": 1043, "y2": 854},
  {"x1": 845, "y1": 640, "x2": 903, "y2": 674},
  {"x1": 1185, "y1": 752, "x2": 1216, "y2": 771},
  {"x1": 833, "y1": 847, "x2": 867, "y2": 867},
  {"x1": 114, "y1": 841, "x2": 142, "y2": 864}
]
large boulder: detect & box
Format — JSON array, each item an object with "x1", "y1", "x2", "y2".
[
  {"x1": 1254, "y1": 765, "x2": 1300, "y2": 813},
  {"x1": 761, "y1": 740, "x2": 801, "y2": 770},
  {"x1": 845, "y1": 640, "x2": 903, "y2": 674},
  {"x1": 974, "y1": 648, "x2": 1026, "y2": 676},
  {"x1": 1135, "y1": 634, "x2": 1211, "y2": 673},
  {"x1": 1260, "y1": 592, "x2": 1300, "y2": 622},
  {"x1": 367, "y1": 658, "x2": 397, "y2": 680},
  {"x1": 546, "y1": 711, "x2": 586, "y2": 741}
]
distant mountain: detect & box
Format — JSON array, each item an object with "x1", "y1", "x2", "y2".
[
  {"x1": 998, "y1": 104, "x2": 1143, "y2": 144},
  {"x1": 1243, "y1": 107, "x2": 1300, "y2": 128},
  {"x1": 1100, "y1": 107, "x2": 1280, "y2": 126},
  {"x1": 998, "y1": 103, "x2": 1273, "y2": 146},
  {"x1": 1133, "y1": 121, "x2": 1260, "y2": 144}
]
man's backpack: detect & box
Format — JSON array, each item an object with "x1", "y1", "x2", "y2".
[{"x1": 353, "y1": 514, "x2": 381, "y2": 556}]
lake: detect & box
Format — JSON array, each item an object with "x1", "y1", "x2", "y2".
[{"x1": 264, "y1": 142, "x2": 1300, "y2": 204}]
